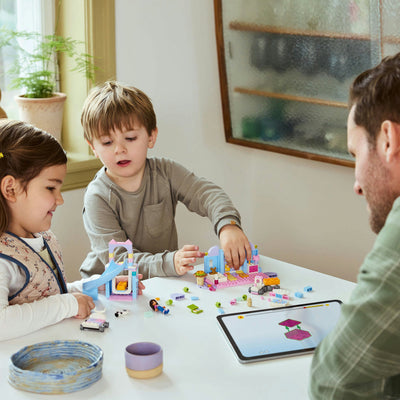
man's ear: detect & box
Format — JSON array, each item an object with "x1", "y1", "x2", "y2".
[
  {"x1": 380, "y1": 120, "x2": 400, "y2": 163},
  {"x1": 148, "y1": 128, "x2": 158, "y2": 149},
  {"x1": 0, "y1": 175, "x2": 18, "y2": 202}
]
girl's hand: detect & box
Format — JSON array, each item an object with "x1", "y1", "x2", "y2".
[
  {"x1": 174, "y1": 245, "x2": 205, "y2": 275},
  {"x1": 72, "y1": 293, "x2": 95, "y2": 319}
]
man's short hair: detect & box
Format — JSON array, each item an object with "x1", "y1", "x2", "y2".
[{"x1": 349, "y1": 52, "x2": 400, "y2": 146}]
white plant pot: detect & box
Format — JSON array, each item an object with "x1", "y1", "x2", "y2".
[
  {"x1": 14, "y1": 92, "x2": 67, "y2": 143},
  {"x1": 0, "y1": 89, "x2": 7, "y2": 118}
]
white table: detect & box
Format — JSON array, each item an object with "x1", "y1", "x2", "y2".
[{"x1": 0, "y1": 256, "x2": 356, "y2": 400}]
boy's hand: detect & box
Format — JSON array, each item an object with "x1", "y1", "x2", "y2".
[
  {"x1": 137, "y1": 273, "x2": 145, "y2": 295},
  {"x1": 72, "y1": 293, "x2": 95, "y2": 319},
  {"x1": 219, "y1": 224, "x2": 252, "y2": 270},
  {"x1": 174, "y1": 245, "x2": 205, "y2": 276}
]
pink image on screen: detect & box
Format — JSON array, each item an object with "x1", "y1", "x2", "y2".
[
  {"x1": 284, "y1": 328, "x2": 312, "y2": 341},
  {"x1": 279, "y1": 319, "x2": 301, "y2": 328}
]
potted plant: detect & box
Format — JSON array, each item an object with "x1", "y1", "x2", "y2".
[{"x1": 0, "y1": 27, "x2": 96, "y2": 142}]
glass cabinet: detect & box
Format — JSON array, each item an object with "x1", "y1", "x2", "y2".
[{"x1": 214, "y1": 0, "x2": 400, "y2": 167}]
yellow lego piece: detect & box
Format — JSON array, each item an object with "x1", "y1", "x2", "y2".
[
  {"x1": 263, "y1": 277, "x2": 280, "y2": 286},
  {"x1": 116, "y1": 281, "x2": 128, "y2": 291},
  {"x1": 226, "y1": 272, "x2": 237, "y2": 281}
]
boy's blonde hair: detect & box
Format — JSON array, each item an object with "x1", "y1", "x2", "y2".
[{"x1": 81, "y1": 81, "x2": 157, "y2": 143}]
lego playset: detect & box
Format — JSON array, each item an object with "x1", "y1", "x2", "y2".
[
  {"x1": 199, "y1": 243, "x2": 275, "y2": 291},
  {"x1": 83, "y1": 239, "x2": 139, "y2": 301}
]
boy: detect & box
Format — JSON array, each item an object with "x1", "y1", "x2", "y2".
[{"x1": 80, "y1": 81, "x2": 252, "y2": 279}]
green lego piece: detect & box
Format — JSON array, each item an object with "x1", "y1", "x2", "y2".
[{"x1": 187, "y1": 304, "x2": 203, "y2": 314}]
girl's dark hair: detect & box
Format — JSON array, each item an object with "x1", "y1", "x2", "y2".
[{"x1": 0, "y1": 120, "x2": 67, "y2": 234}]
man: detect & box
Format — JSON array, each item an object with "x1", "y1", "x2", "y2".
[{"x1": 309, "y1": 53, "x2": 400, "y2": 399}]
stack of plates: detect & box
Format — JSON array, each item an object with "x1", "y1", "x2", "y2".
[{"x1": 9, "y1": 340, "x2": 103, "y2": 394}]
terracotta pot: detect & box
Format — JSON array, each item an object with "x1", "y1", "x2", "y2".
[{"x1": 14, "y1": 92, "x2": 67, "y2": 143}]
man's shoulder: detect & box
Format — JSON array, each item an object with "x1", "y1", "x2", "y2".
[
  {"x1": 374, "y1": 196, "x2": 400, "y2": 253},
  {"x1": 389, "y1": 196, "x2": 400, "y2": 219}
]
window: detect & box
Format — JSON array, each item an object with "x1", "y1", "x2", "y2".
[
  {"x1": 0, "y1": 0, "x2": 116, "y2": 191},
  {"x1": 0, "y1": 0, "x2": 54, "y2": 119}
]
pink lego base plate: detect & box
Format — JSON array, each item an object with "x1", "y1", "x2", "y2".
[
  {"x1": 204, "y1": 272, "x2": 271, "y2": 289},
  {"x1": 108, "y1": 294, "x2": 133, "y2": 301}
]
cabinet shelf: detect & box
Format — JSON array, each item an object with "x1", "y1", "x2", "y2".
[
  {"x1": 229, "y1": 21, "x2": 371, "y2": 41},
  {"x1": 384, "y1": 35, "x2": 400, "y2": 45},
  {"x1": 229, "y1": 21, "x2": 400, "y2": 45},
  {"x1": 234, "y1": 87, "x2": 348, "y2": 109}
]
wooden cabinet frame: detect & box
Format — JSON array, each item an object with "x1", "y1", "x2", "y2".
[{"x1": 214, "y1": 0, "x2": 398, "y2": 167}]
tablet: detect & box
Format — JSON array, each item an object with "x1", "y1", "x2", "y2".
[{"x1": 217, "y1": 299, "x2": 342, "y2": 363}]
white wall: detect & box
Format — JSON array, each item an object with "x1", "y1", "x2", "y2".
[
  {"x1": 52, "y1": 189, "x2": 89, "y2": 281},
  {"x1": 54, "y1": 0, "x2": 376, "y2": 283}
]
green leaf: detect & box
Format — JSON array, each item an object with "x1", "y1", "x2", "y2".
[{"x1": 0, "y1": 27, "x2": 97, "y2": 98}]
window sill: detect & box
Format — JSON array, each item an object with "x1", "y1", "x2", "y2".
[{"x1": 63, "y1": 153, "x2": 102, "y2": 192}]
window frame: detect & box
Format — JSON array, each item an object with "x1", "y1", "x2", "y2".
[
  {"x1": 0, "y1": 0, "x2": 56, "y2": 118},
  {"x1": 57, "y1": 0, "x2": 116, "y2": 191}
]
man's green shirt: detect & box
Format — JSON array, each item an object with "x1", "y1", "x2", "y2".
[{"x1": 309, "y1": 197, "x2": 400, "y2": 399}]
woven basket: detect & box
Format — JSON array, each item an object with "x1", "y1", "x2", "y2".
[{"x1": 9, "y1": 340, "x2": 103, "y2": 394}]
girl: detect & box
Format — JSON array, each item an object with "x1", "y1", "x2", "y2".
[{"x1": 0, "y1": 119, "x2": 95, "y2": 341}]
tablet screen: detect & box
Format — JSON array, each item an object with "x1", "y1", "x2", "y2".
[{"x1": 217, "y1": 299, "x2": 342, "y2": 363}]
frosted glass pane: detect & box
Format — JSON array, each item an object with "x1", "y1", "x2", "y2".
[
  {"x1": 218, "y1": 0, "x2": 398, "y2": 165},
  {"x1": 234, "y1": 97, "x2": 351, "y2": 161},
  {"x1": 382, "y1": 0, "x2": 400, "y2": 58}
]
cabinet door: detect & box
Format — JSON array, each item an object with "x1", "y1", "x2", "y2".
[{"x1": 214, "y1": 0, "x2": 397, "y2": 167}]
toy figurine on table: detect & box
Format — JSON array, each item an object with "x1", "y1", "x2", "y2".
[{"x1": 149, "y1": 299, "x2": 170, "y2": 315}]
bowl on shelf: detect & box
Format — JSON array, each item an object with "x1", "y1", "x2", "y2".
[
  {"x1": 250, "y1": 33, "x2": 271, "y2": 70},
  {"x1": 270, "y1": 34, "x2": 294, "y2": 72},
  {"x1": 326, "y1": 38, "x2": 349, "y2": 82},
  {"x1": 292, "y1": 36, "x2": 321, "y2": 75},
  {"x1": 241, "y1": 115, "x2": 262, "y2": 139}
]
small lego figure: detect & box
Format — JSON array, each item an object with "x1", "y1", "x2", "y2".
[
  {"x1": 114, "y1": 309, "x2": 129, "y2": 317},
  {"x1": 149, "y1": 299, "x2": 170, "y2": 315}
]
